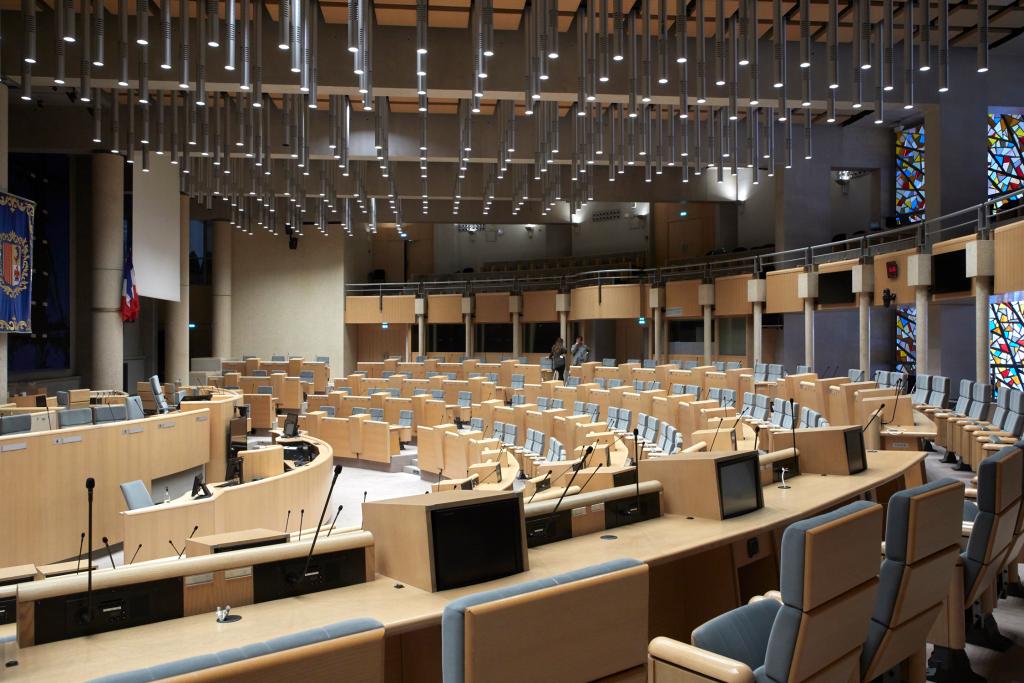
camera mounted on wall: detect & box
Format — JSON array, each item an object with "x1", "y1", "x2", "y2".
[{"x1": 881, "y1": 288, "x2": 897, "y2": 308}]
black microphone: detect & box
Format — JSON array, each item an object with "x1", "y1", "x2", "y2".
[
  {"x1": 284, "y1": 509, "x2": 292, "y2": 534},
  {"x1": 753, "y1": 424, "x2": 762, "y2": 453},
  {"x1": 363, "y1": 491, "x2": 368, "y2": 503},
  {"x1": 298, "y1": 509, "x2": 305, "y2": 541},
  {"x1": 327, "y1": 505, "x2": 344, "y2": 537},
  {"x1": 579, "y1": 463, "x2": 605, "y2": 491},
  {"x1": 477, "y1": 462, "x2": 502, "y2": 486},
  {"x1": 81, "y1": 477, "x2": 96, "y2": 625},
  {"x1": 178, "y1": 525, "x2": 199, "y2": 559},
  {"x1": 863, "y1": 403, "x2": 886, "y2": 433},
  {"x1": 128, "y1": 544, "x2": 142, "y2": 565},
  {"x1": 631, "y1": 427, "x2": 640, "y2": 466},
  {"x1": 75, "y1": 532, "x2": 85, "y2": 573},
  {"x1": 788, "y1": 398, "x2": 799, "y2": 460},
  {"x1": 526, "y1": 470, "x2": 553, "y2": 503},
  {"x1": 293, "y1": 465, "x2": 344, "y2": 585},
  {"x1": 886, "y1": 378, "x2": 903, "y2": 425},
  {"x1": 101, "y1": 537, "x2": 116, "y2": 569},
  {"x1": 549, "y1": 459, "x2": 584, "y2": 517},
  {"x1": 168, "y1": 539, "x2": 182, "y2": 556}
]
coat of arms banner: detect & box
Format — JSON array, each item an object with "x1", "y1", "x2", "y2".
[{"x1": 0, "y1": 192, "x2": 35, "y2": 333}]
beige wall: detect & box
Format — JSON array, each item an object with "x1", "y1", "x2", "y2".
[{"x1": 231, "y1": 229, "x2": 349, "y2": 369}]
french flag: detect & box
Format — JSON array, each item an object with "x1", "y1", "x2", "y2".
[{"x1": 121, "y1": 248, "x2": 139, "y2": 322}]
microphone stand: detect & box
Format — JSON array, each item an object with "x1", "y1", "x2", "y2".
[
  {"x1": 526, "y1": 471, "x2": 552, "y2": 503},
  {"x1": 75, "y1": 532, "x2": 85, "y2": 574},
  {"x1": 128, "y1": 544, "x2": 142, "y2": 565},
  {"x1": 327, "y1": 505, "x2": 344, "y2": 537},
  {"x1": 886, "y1": 379, "x2": 903, "y2": 425},
  {"x1": 295, "y1": 465, "x2": 344, "y2": 585},
  {"x1": 82, "y1": 478, "x2": 95, "y2": 625},
  {"x1": 101, "y1": 537, "x2": 116, "y2": 569}
]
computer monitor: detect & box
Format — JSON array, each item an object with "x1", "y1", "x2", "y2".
[
  {"x1": 843, "y1": 426, "x2": 868, "y2": 474},
  {"x1": 430, "y1": 498, "x2": 526, "y2": 591},
  {"x1": 283, "y1": 412, "x2": 299, "y2": 438},
  {"x1": 236, "y1": 405, "x2": 250, "y2": 419},
  {"x1": 191, "y1": 475, "x2": 211, "y2": 499},
  {"x1": 35, "y1": 394, "x2": 47, "y2": 408},
  {"x1": 716, "y1": 452, "x2": 764, "y2": 519}
]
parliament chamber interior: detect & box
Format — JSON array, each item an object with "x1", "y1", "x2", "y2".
[{"x1": 3, "y1": 0, "x2": 1024, "y2": 681}]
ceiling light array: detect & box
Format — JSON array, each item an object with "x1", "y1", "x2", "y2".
[{"x1": 12, "y1": 0, "x2": 997, "y2": 233}]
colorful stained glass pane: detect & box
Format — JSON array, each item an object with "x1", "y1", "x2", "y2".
[
  {"x1": 896, "y1": 305, "x2": 917, "y2": 375},
  {"x1": 987, "y1": 113, "x2": 1024, "y2": 209},
  {"x1": 989, "y1": 299, "x2": 1024, "y2": 395},
  {"x1": 896, "y1": 125, "x2": 925, "y2": 224}
]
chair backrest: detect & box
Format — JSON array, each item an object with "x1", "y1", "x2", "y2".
[
  {"x1": 602, "y1": 358, "x2": 617, "y2": 367},
  {"x1": 670, "y1": 384, "x2": 685, "y2": 395},
  {"x1": 963, "y1": 446, "x2": 1024, "y2": 604},
  {"x1": 752, "y1": 394, "x2": 769, "y2": 420},
  {"x1": 540, "y1": 358, "x2": 553, "y2": 370},
  {"x1": 431, "y1": 389, "x2": 445, "y2": 401},
  {"x1": 799, "y1": 406, "x2": 812, "y2": 429},
  {"x1": 351, "y1": 407, "x2": 368, "y2": 416},
  {"x1": 762, "y1": 501, "x2": 882, "y2": 683},
  {"x1": 398, "y1": 409, "x2": 413, "y2": 427},
  {"x1": 501, "y1": 424, "x2": 518, "y2": 446},
  {"x1": 369, "y1": 408, "x2": 384, "y2": 422},
  {"x1": 0, "y1": 413, "x2": 32, "y2": 435},
  {"x1": 754, "y1": 362, "x2": 768, "y2": 381},
  {"x1": 953, "y1": 379, "x2": 973, "y2": 414},
  {"x1": 125, "y1": 395, "x2": 145, "y2": 420},
  {"x1": 641, "y1": 414, "x2": 659, "y2": 442},
  {"x1": 525, "y1": 428, "x2": 545, "y2": 455},
  {"x1": 586, "y1": 402, "x2": 600, "y2": 421},
  {"x1": 848, "y1": 368, "x2": 865, "y2": 382},
  {"x1": 511, "y1": 394, "x2": 526, "y2": 406},
  {"x1": 323, "y1": 406, "x2": 336, "y2": 417},
  {"x1": 607, "y1": 378, "x2": 622, "y2": 388},
  {"x1": 684, "y1": 384, "x2": 699, "y2": 396},
  {"x1": 492, "y1": 421, "x2": 506, "y2": 441},
  {"x1": 257, "y1": 385, "x2": 274, "y2": 395},
  {"x1": 796, "y1": 364, "x2": 811, "y2": 374},
  {"x1": 683, "y1": 360, "x2": 698, "y2": 369},
  {"x1": 316, "y1": 355, "x2": 330, "y2": 364},
  {"x1": 573, "y1": 400, "x2": 586, "y2": 416},
  {"x1": 767, "y1": 364, "x2": 784, "y2": 380},
  {"x1": 120, "y1": 480, "x2": 154, "y2": 510},
  {"x1": 926, "y1": 375, "x2": 949, "y2": 408},
  {"x1": 967, "y1": 383, "x2": 992, "y2": 419},
  {"x1": 537, "y1": 396, "x2": 550, "y2": 410},
  {"x1": 458, "y1": 391, "x2": 472, "y2": 407},
  {"x1": 617, "y1": 408, "x2": 633, "y2": 431},
  {"x1": 271, "y1": 355, "x2": 286, "y2": 361},
  {"x1": 708, "y1": 387, "x2": 722, "y2": 403},
  {"x1": 726, "y1": 361, "x2": 741, "y2": 370},
  {"x1": 720, "y1": 389, "x2": 736, "y2": 407},
  {"x1": 770, "y1": 398, "x2": 787, "y2": 427},
  {"x1": 92, "y1": 404, "x2": 127, "y2": 423},
  {"x1": 87, "y1": 618, "x2": 385, "y2": 683},
  {"x1": 713, "y1": 361, "x2": 726, "y2": 371},
  {"x1": 441, "y1": 560, "x2": 647, "y2": 683},
  {"x1": 860, "y1": 479, "x2": 964, "y2": 681},
  {"x1": 511, "y1": 374, "x2": 525, "y2": 389},
  {"x1": 912, "y1": 374, "x2": 931, "y2": 404},
  {"x1": 469, "y1": 417, "x2": 483, "y2": 431},
  {"x1": 546, "y1": 437, "x2": 566, "y2": 461},
  {"x1": 566, "y1": 376, "x2": 581, "y2": 387},
  {"x1": 742, "y1": 392, "x2": 755, "y2": 413},
  {"x1": 58, "y1": 407, "x2": 93, "y2": 428}
]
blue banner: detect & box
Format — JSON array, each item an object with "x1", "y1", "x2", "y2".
[{"x1": 0, "y1": 192, "x2": 34, "y2": 333}]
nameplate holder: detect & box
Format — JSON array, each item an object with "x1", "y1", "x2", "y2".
[
  {"x1": 53, "y1": 435, "x2": 83, "y2": 445},
  {"x1": 224, "y1": 566, "x2": 252, "y2": 580},
  {"x1": 195, "y1": 415, "x2": 209, "y2": 422},
  {"x1": 123, "y1": 426, "x2": 144, "y2": 435},
  {"x1": 159, "y1": 422, "x2": 177, "y2": 429},
  {"x1": 185, "y1": 573, "x2": 215, "y2": 587},
  {"x1": 591, "y1": 502, "x2": 605, "y2": 513},
  {"x1": 0, "y1": 442, "x2": 27, "y2": 452},
  {"x1": 571, "y1": 507, "x2": 587, "y2": 518}
]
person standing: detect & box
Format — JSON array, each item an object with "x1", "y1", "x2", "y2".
[
  {"x1": 550, "y1": 337, "x2": 568, "y2": 381},
  {"x1": 571, "y1": 335, "x2": 590, "y2": 366}
]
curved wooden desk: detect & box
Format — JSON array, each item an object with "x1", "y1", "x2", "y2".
[
  {"x1": 3, "y1": 450, "x2": 926, "y2": 681},
  {"x1": 122, "y1": 436, "x2": 334, "y2": 563},
  {"x1": 0, "y1": 409, "x2": 212, "y2": 568}
]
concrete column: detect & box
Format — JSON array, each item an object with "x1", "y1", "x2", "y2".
[
  {"x1": 798, "y1": 271, "x2": 818, "y2": 371},
  {"x1": 976, "y1": 277, "x2": 992, "y2": 384},
  {"x1": 555, "y1": 293, "x2": 571, "y2": 345},
  {"x1": 91, "y1": 153, "x2": 125, "y2": 390},
  {"x1": 510, "y1": 295, "x2": 522, "y2": 358},
  {"x1": 164, "y1": 194, "x2": 190, "y2": 383},
  {"x1": 858, "y1": 293, "x2": 871, "y2": 373},
  {"x1": 914, "y1": 286, "x2": 930, "y2": 374},
  {"x1": 0, "y1": 84, "x2": 8, "y2": 401},
  {"x1": 559, "y1": 312, "x2": 568, "y2": 342},
  {"x1": 699, "y1": 284, "x2": 715, "y2": 364},
  {"x1": 416, "y1": 314, "x2": 426, "y2": 359},
  {"x1": 653, "y1": 307, "x2": 663, "y2": 360},
  {"x1": 747, "y1": 278, "x2": 766, "y2": 366},
  {"x1": 211, "y1": 220, "x2": 232, "y2": 359},
  {"x1": 464, "y1": 315, "x2": 473, "y2": 355},
  {"x1": 404, "y1": 325, "x2": 412, "y2": 362}
]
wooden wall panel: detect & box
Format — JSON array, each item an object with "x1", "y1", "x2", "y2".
[
  {"x1": 932, "y1": 234, "x2": 974, "y2": 255},
  {"x1": 665, "y1": 280, "x2": 702, "y2": 318},
  {"x1": 355, "y1": 324, "x2": 410, "y2": 362},
  {"x1": 475, "y1": 292, "x2": 511, "y2": 323},
  {"x1": 714, "y1": 275, "x2": 753, "y2": 316},
  {"x1": 569, "y1": 284, "x2": 644, "y2": 320},
  {"x1": 873, "y1": 248, "x2": 915, "y2": 306},
  {"x1": 995, "y1": 220, "x2": 1024, "y2": 295},
  {"x1": 345, "y1": 296, "x2": 384, "y2": 324},
  {"x1": 522, "y1": 289, "x2": 559, "y2": 322},
  {"x1": 344, "y1": 295, "x2": 415, "y2": 324},
  {"x1": 765, "y1": 268, "x2": 802, "y2": 314},
  {"x1": 427, "y1": 294, "x2": 464, "y2": 324},
  {"x1": 818, "y1": 258, "x2": 858, "y2": 274}
]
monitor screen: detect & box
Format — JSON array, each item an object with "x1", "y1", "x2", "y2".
[
  {"x1": 818, "y1": 271, "x2": 856, "y2": 305},
  {"x1": 843, "y1": 427, "x2": 868, "y2": 474},
  {"x1": 430, "y1": 498, "x2": 525, "y2": 591},
  {"x1": 717, "y1": 453, "x2": 764, "y2": 519},
  {"x1": 932, "y1": 251, "x2": 970, "y2": 294},
  {"x1": 283, "y1": 413, "x2": 299, "y2": 438}
]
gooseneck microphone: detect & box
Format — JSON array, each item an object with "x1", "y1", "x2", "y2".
[
  {"x1": 327, "y1": 505, "x2": 344, "y2": 537},
  {"x1": 294, "y1": 465, "x2": 344, "y2": 585},
  {"x1": 101, "y1": 537, "x2": 116, "y2": 569},
  {"x1": 128, "y1": 544, "x2": 143, "y2": 565},
  {"x1": 177, "y1": 525, "x2": 199, "y2": 559},
  {"x1": 631, "y1": 427, "x2": 640, "y2": 466},
  {"x1": 81, "y1": 477, "x2": 96, "y2": 625},
  {"x1": 75, "y1": 532, "x2": 86, "y2": 573},
  {"x1": 886, "y1": 378, "x2": 903, "y2": 425},
  {"x1": 476, "y1": 462, "x2": 502, "y2": 487},
  {"x1": 526, "y1": 470, "x2": 553, "y2": 504},
  {"x1": 709, "y1": 414, "x2": 726, "y2": 451},
  {"x1": 284, "y1": 509, "x2": 292, "y2": 534},
  {"x1": 788, "y1": 398, "x2": 799, "y2": 461},
  {"x1": 863, "y1": 404, "x2": 886, "y2": 433},
  {"x1": 298, "y1": 509, "x2": 305, "y2": 541},
  {"x1": 579, "y1": 463, "x2": 605, "y2": 491}
]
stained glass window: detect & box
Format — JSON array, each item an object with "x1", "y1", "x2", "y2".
[
  {"x1": 987, "y1": 113, "x2": 1024, "y2": 209},
  {"x1": 896, "y1": 125, "x2": 925, "y2": 223},
  {"x1": 896, "y1": 305, "x2": 917, "y2": 375},
  {"x1": 989, "y1": 296, "x2": 1024, "y2": 394}
]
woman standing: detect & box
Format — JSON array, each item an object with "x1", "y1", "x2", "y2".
[{"x1": 550, "y1": 337, "x2": 568, "y2": 381}]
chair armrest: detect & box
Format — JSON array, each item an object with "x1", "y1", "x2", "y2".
[
  {"x1": 648, "y1": 638, "x2": 756, "y2": 683},
  {"x1": 962, "y1": 521, "x2": 973, "y2": 537},
  {"x1": 983, "y1": 439, "x2": 1016, "y2": 450},
  {"x1": 965, "y1": 487, "x2": 977, "y2": 499},
  {"x1": 748, "y1": 590, "x2": 782, "y2": 604}
]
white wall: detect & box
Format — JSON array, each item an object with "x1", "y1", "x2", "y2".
[
  {"x1": 569, "y1": 202, "x2": 650, "y2": 258},
  {"x1": 131, "y1": 152, "x2": 181, "y2": 301},
  {"x1": 231, "y1": 229, "x2": 348, "y2": 368}
]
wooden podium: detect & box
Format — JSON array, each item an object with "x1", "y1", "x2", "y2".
[
  {"x1": 639, "y1": 451, "x2": 763, "y2": 520},
  {"x1": 362, "y1": 489, "x2": 528, "y2": 592},
  {"x1": 768, "y1": 425, "x2": 868, "y2": 475}
]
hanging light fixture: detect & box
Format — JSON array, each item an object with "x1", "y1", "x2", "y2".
[
  {"x1": 118, "y1": 0, "x2": 129, "y2": 86},
  {"x1": 826, "y1": 0, "x2": 838, "y2": 88},
  {"x1": 613, "y1": 0, "x2": 624, "y2": 60},
  {"x1": 938, "y1": 0, "x2": 949, "y2": 91},
  {"x1": 696, "y1": 0, "x2": 707, "y2": 103},
  {"x1": 207, "y1": 0, "x2": 219, "y2": 47},
  {"x1": 904, "y1": 0, "x2": 914, "y2": 108},
  {"x1": 225, "y1": 0, "x2": 237, "y2": 70},
  {"x1": 160, "y1": 0, "x2": 172, "y2": 68},
  {"x1": 883, "y1": 0, "x2": 894, "y2": 90},
  {"x1": 55, "y1": 7, "x2": 67, "y2": 84},
  {"x1": 977, "y1": 0, "x2": 989, "y2": 73},
  {"x1": 179, "y1": 0, "x2": 190, "y2": 88},
  {"x1": 136, "y1": 0, "x2": 148, "y2": 45},
  {"x1": 860, "y1": 0, "x2": 871, "y2": 70},
  {"x1": 63, "y1": 0, "x2": 76, "y2": 42},
  {"x1": 799, "y1": 0, "x2": 810, "y2": 68},
  {"x1": 874, "y1": 21, "x2": 884, "y2": 124},
  {"x1": 94, "y1": 0, "x2": 106, "y2": 66},
  {"x1": 772, "y1": 0, "x2": 784, "y2": 88},
  {"x1": 23, "y1": 0, "x2": 37, "y2": 65},
  {"x1": 919, "y1": 0, "x2": 931, "y2": 71},
  {"x1": 714, "y1": 0, "x2": 725, "y2": 86},
  {"x1": 93, "y1": 92, "x2": 104, "y2": 143}
]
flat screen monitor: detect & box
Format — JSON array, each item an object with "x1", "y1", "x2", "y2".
[
  {"x1": 818, "y1": 271, "x2": 856, "y2": 305},
  {"x1": 283, "y1": 413, "x2": 299, "y2": 438},
  {"x1": 430, "y1": 498, "x2": 525, "y2": 591},
  {"x1": 35, "y1": 394, "x2": 47, "y2": 408},
  {"x1": 843, "y1": 427, "x2": 868, "y2": 474},
  {"x1": 932, "y1": 251, "x2": 970, "y2": 294},
  {"x1": 717, "y1": 452, "x2": 764, "y2": 519}
]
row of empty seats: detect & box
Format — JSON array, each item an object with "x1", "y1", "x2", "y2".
[{"x1": 910, "y1": 373, "x2": 951, "y2": 408}]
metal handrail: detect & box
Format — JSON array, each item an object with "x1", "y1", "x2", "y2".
[{"x1": 345, "y1": 190, "x2": 1024, "y2": 296}]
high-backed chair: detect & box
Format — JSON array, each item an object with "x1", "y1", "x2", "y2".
[
  {"x1": 670, "y1": 383, "x2": 685, "y2": 395},
  {"x1": 511, "y1": 394, "x2": 525, "y2": 406},
  {"x1": 683, "y1": 383, "x2": 699, "y2": 396},
  {"x1": 643, "y1": 359, "x2": 657, "y2": 368},
  {"x1": 316, "y1": 355, "x2": 330, "y2": 364},
  {"x1": 546, "y1": 437, "x2": 566, "y2": 461},
  {"x1": 707, "y1": 387, "x2": 723, "y2": 403},
  {"x1": 150, "y1": 375, "x2": 170, "y2": 414},
  {"x1": 58, "y1": 407, "x2": 93, "y2": 428},
  {"x1": 271, "y1": 355, "x2": 286, "y2": 361},
  {"x1": 927, "y1": 375, "x2": 950, "y2": 408},
  {"x1": 860, "y1": 479, "x2": 964, "y2": 681},
  {"x1": 565, "y1": 376, "x2": 581, "y2": 387},
  {"x1": 511, "y1": 374, "x2": 525, "y2": 390},
  {"x1": 87, "y1": 618, "x2": 385, "y2": 683},
  {"x1": 92, "y1": 404, "x2": 127, "y2": 423},
  {"x1": 795, "y1": 364, "x2": 811, "y2": 374},
  {"x1": 469, "y1": 417, "x2": 483, "y2": 432},
  {"x1": 753, "y1": 362, "x2": 768, "y2": 381},
  {"x1": 120, "y1": 480, "x2": 155, "y2": 510},
  {"x1": 524, "y1": 428, "x2": 545, "y2": 455},
  {"x1": 549, "y1": 398, "x2": 564, "y2": 410},
  {"x1": 928, "y1": 446, "x2": 1023, "y2": 682},
  {"x1": 912, "y1": 374, "x2": 931, "y2": 405},
  {"x1": 649, "y1": 501, "x2": 882, "y2": 683},
  {"x1": 125, "y1": 395, "x2": 145, "y2": 420},
  {"x1": 441, "y1": 559, "x2": 648, "y2": 683},
  {"x1": 573, "y1": 400, "x2": 586, "y2": 416},
  {"x1": 849, "y1": 368, "x2": 866, "y2": 382},
  {"x1": 602, "y1": 358, "x2": 617, "y2": 367},
  {"x1": 683, "y1": 360, "x2": 698, "y2": 369},
  {"x1": 766, "y1": 363, "x2": 784, "y2": 381},
  {"x1": 0, "y1": 413, "x2": 32, "y2": 435}
]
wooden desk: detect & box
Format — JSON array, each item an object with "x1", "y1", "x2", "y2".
[
  {"x1": 179, "y1": 393, "x2": 240, "y2": 484},
  {"x1": 122, "y1": 436, "x2": 334, "y2": 564},
  {"x1": 0, "y1": 565, "x2": 35, "y2": 586},
  {"x1": 4, "y1": 450, "x2": 924, "y2": 682},
  {"x1": 240, "y1": 445, "x2": 285, "y2": 481},
  {"x1": 35, "y1": 560, "x2": 98, "y2": 579},
  {"x1": 0, "y1": 409, "x2": 212, "y2": 569},
  {"x1": 184, "y1": 528, "x2": 290, "y2": 556}
]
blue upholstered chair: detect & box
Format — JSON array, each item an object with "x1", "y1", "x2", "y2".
[
  {"x1": 0, "y1": 413, "x2": 32, "y2": 435},
  {"x1": 927, "y1": 375, "x2": 950, "y2": 408},
  {"x1": 120, "y1": 480, "x2": 155, "y2": 510},
  {"x1": 441, "y1": 559, "x2": 648, "y2": 683},
  {"x1": 848, "y1": 368, "x2": 865, "y2": 382},
  {"x1": 912, "y1": 374, "x2": 932, "y2": 404},
  {"x1": 86, "y1": 618, "x2": 385, "y2": 683},
  {"x1": 125, "y1": 395, "x2": 145, "y2": 420},
  {"x1": 92, "y1": 404, "x2": 127, "y2": 423},
  {"x1": 648, "y1": 501, "x2": 882, "y2": 683},
  {"x1": 58, "y1": 407, "x2": 93, "y2": 428},
  {"x1": 860, "y1": 479, "x2": 963, "y2": 681},
  {"x1": 565, "y1": 375, "x2": 581, "y2": 387}
]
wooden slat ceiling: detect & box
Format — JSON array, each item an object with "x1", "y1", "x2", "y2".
[{"x1": 24, "y1": 0, "x2": 1022, "y2": 46}]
